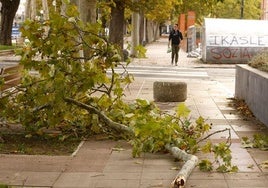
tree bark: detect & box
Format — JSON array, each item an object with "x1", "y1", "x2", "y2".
[
  {"x1": 30, "y1": 0, "x2": 37, "y2": 20},
  {"x1": 109, "y1": 0, "x2": 124, "y2": 51},
  {"x1": 0, "y1": 0, "x2": 20, "y2": 45},
  {"x1": 130, "y1": 0, "x2": 139, "y2": 57},
  {"x1": 25, "y1": 0, "x2": 31, "y2": 20},
  {"x1": 42, "y1": 0, "x2": 49, "y2": 21},
  {"x1": 79, "y1": 0, "x2": 96, "y2": 23}
]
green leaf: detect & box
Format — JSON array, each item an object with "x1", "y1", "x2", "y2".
[
  {"x1": 216, "y1": 165, "x2": 228, "y2": 173},
  {"x1": 199, "y1": 160, "x2": 213, "y2": 172},
  {"x1": 201, "y1": 141, "x2": 212, "y2": 153},
  {"x1": 176, "y1": 103, "x2": 190, "y2": 118}
]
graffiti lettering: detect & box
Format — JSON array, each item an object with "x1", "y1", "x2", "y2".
[
  {"x1": 210, "y1": 47, "x2": 252, "y2": 60},
  {"x1": 209, "y1": 36, "x2": 266, "y2": 46}
]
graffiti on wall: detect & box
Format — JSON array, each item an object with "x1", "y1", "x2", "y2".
[
  {"x1": 210, "y1": 47, "x2": 251, "y2": 60},
  {"x1": 207, "y1": 35, "x2": 268, "y2": 62},
  {"x1": 208, "y1": 35, "x2": 268, "y2": 47}
]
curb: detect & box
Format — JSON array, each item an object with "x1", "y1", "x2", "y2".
[{"x1": 0, "y1": 50, "x2": 15, "y2": 56}]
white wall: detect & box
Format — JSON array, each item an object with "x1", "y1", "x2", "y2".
[{"x1": 202, "y1": 18, "x2": 268, "y2": 63}]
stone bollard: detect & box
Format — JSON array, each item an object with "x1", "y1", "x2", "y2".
[{"x1": 153, "y1": 81, "x2": 187, "y2": 102}]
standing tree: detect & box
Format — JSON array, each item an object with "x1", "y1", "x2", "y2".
[
  {"x1": 0, "y1": 0, "x2": 20, "y2": 45},
  {"x1": 68, "y1": 0, "x2": 97, "y2": 23},
  {"x1": 109, "y1": 0, "x2": 125, "y2": 51}
]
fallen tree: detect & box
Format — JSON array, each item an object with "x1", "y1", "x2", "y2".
[{"x1": 0, "y1": 6, "x2": 237, "y2": 188}]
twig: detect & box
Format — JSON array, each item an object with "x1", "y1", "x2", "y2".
[{"x1": 197, "y1": 128, "x2": 231, "y2": 144}]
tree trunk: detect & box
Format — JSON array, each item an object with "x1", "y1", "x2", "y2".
[
  {"x1": 42, "y1": 0, "x2": 49, "y2": 21},
  {"x1": 139, "y1": 11, "x2": 145, "y2": 45},
  {"x1": 66, "y1": 0, "x2": 96, "y2": 23},
  {"x1": 130, "y1": 1, "x2": 139, "y2": 57},
  {"x1": 109, "y1": 0, "x2": 124, "y2": 51},
  {"x1": 0, "y1": 0, "x2": 20, "y2": 45},
  {"x1": 25, "y1": 0, "x2": 31, "y2": 20},
  {"x1": 79, "y1": 0, "x2": 96, "y2": 23},
  {"x1": 30, "y1": 0, "x2": 37, "y2": 20}
]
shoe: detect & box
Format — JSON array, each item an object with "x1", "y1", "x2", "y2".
[{"x1": 175, "y1": 62, "x2": 177, "y2": 66}]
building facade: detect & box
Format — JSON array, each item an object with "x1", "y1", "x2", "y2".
[{"x1": 262, "y1": 0, "x2": 268, "y2": 20}]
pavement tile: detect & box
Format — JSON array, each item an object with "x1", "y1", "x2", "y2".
[
  {"x1": 185, "y1": 179, "x2": 228, "y2": 188},
  {"x1": 207, "y1": 124, "x2": 239, "y2": 140},
  {"x1": 188, "y1": 172, "x2": 225, "y2": 180},
  {"x1": 0, "y1": 155, "x2": 70, "y2": 172},
  {"x1": 95, "y1": 179, "x2": 140, "y2": 188},
  {"x1": 141, "y1": 171, "x2": 177, "y2": 180},
  {"x1": 228, "y1": 119, "x2": 267, "y2": 129},
  {"x1": 53, "y1": 172, "x2": 98, "y2": 188},
  {"x1": 102, "y1": 172, "x2": 141, "y2": 180},
  {"x1": 206, "y1": 119, "x2": 230, "y2": 125},
  {"x1": 224, "y1": 113, "x2": 243, "y2": 120},
  {"x1": 9, "y1": 171, "x2": 60, "y2": 187},
  {"x1": 230, "y1": 143, "x2": 261, "y2": 172},
  {"x1": 235, "y1": 130, "x2": 268, "y2": 138},
  {"x1": 0, "y1": 171, "x2": 19, "y2": 185},
  {"x1": 139, "y1": 179, "x2": 174, "y2": 188},
  {"x1": 224, "y1": 172, "x2": 268, "y2": 180},
  {"x1": 226, "y1": 179, "x2": 268, "y2": 187},
  {"x1": 231, "y1": 124, "x2": 265, "y2": 132},
  {"x1": 143, "y1": 157, "x2": 177, "y2": 166},
  {"x1": 104, "y1": 164, "x2": 143, "y2": 173},
  {"x1": 198, "y1": 109, "x2": 226, "y2": 119},
  {"x1": 247, "y1": 149, "x2": 268, "y2": 172}
]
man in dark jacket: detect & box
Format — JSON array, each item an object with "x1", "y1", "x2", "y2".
[{"x1": 168, "y1": 24, "x2": 183, "y2": 65}]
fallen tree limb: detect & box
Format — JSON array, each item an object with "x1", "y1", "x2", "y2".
[
  {"x1": 165, "y1": 144, "x2": 198, "y2": 188},
  {"x1": 65, "y1": 97, "x2": 198, "y2": 187},
  {"x1": 64, "y1": 97, "x2": 134, "y2": 138}
]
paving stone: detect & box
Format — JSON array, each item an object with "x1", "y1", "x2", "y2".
[
  {"x1": 53, "y1": 172, "x2": 98, "y2": 188},
  {"x1": 95, "y1": 179, "x2": 140, "y2": 188},
  {"x1": 139, "y1": 179, "x2": 174, "y2": 188},
  {"x1": 10, "y1": 171, "x2": 60, "y2": 187},
  {"x1": 226, "y1": 179, "x2": 268, "y2": 187},
  {"x1": 185, "y1": 179, "x2": 228, "y2": 188}
]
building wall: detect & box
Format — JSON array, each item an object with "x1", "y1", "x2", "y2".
[
  {"x1": 202, "y1": 18, "x2": 268, "y2": 64},
  {"x1": 262, "y1": 0, "x2": 268, "y2": 20}
]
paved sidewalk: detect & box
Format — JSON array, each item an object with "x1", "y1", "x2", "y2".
[{"x1": 0, "y1": 37, "x2": 268, "y2": 188}]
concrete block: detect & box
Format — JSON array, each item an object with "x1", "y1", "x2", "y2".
[{"x1": 153, "y1": 81, "x2": 187, "y2": 102}]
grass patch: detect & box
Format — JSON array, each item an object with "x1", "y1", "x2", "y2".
[
  {"x1": 248, "y1": 51, "x2": 268, "y2": 73},
  {"x1": 0, "y1": 45, "x2": 16, "y2": 51},
  {"x1": 0, "y1": 134, "x2": 81, "y2": 155}
]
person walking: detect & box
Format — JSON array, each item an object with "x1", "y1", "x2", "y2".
[{"x1": 168, "y1": 24, "x2": 183, "y2": 66}]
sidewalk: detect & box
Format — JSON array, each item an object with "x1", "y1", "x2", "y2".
[{"x1": 0, "y1": 37, "x2": 268, "y2": 188}]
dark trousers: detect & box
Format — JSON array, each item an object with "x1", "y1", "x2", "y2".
[{"x1": 171, "y1": 44, "x2": 180, "y2": 64}]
